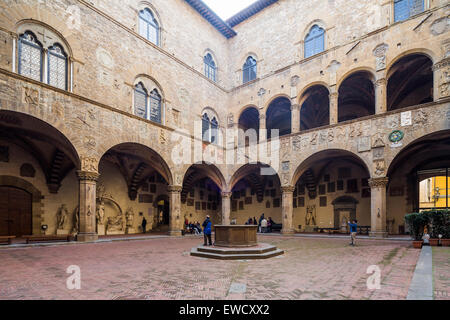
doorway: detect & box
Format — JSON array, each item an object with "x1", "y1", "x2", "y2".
[{"x1": 0, "y1": 186, "x2": 32, "y2": 236}]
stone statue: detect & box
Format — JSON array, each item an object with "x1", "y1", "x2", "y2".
[
  {"x1": 305, "y1": 205, "x2": 317, "y2": 226},
  {"x1": 107, "y1": 212, "x2": 124, "y2": 232},
  {"x1": 125, "y1": 207, "x2": 134, "y2": 227},
  {"x1": 56, "y1": 204, "x2": 69, "y2": 230},
  {"x1": 158, "y1": 209, "x2": 163, "y2": 225},
  {"x1": 96, "y1": 201, "x2": 106, "y2": 225}
]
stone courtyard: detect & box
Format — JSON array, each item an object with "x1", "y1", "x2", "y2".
[{"x1": 1, "y1": 236, "x2": 447, "y2": 300}]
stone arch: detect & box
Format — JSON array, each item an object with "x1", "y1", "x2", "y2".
[
  {"x1": 336, "y1": 67, "x2": 376, "y2": 88},
  {"x1": 229, "y1": 162, "x2": 281, "y2": 192},
  {"x1": 153, "y1": 194, "x2": 169, "y2": 208},
  {"x1": 291, "y1": 149, "x2": 372, "y2": 186},
  {"x1": 265, "y1": 95, "x2": 292, "y2": 139},
  {"x1": 237, "y1": 104, "x2": 259, "y2": 121},
  {"x1": 387, "y1": 52, "x2": 434, "y2": 111},
  {"x1": 0, "y1": 110, "x2": 81, "y2": 170},
  {"x1": 332, "y1": 196, "x2": 359, "y2": 229},
  {"x1": 181, "y1": 163, "x2": 227, "y2": 192},
  {"x1": 386, "y1": 48, "x2": 436, "y2": 73},
  {"x1": 299, "y1": 84, "x2": 330, "y2": 131},
  {"x1": 297, "y1": 81, "x2": 330, "y2": 104},
  {"x1": 0, "y1": 175, "x2": 44, "y2": 235},
  {"x1": 98, "y1": 142, "x2": 174, "y2": 187},
  {"x1": 263, "y1": 94, "x2": 291, "y2": 113},
  {"x1": 387, "y1": 129, "x2": 450, "y2": 177},
  {"x1": 237, "y1": 106, "x2": 260, "y2": 143},
  {"x1": 337, "y1": 69, "x2": 376, "y2": 122}
]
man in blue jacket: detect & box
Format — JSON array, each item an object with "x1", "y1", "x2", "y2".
[
  {"x1": 202, "y1": 215, "x2": 212, "y2": 246},
  {"x1": 348, "y1": 220, "x2": 358, "y2": 246}
]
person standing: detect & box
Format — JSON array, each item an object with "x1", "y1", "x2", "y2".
[
  {"x1": 261, "y1": 217, "x2": 268, "y2": 233},
  {"x1": 348, "y1": 220, "x2": 358, "y2": 246},
  {"x1": 267, "y1": 217, "x2": 273, "y2": 233},
  {"x1": 258, "y1": 213, "x2": 265, "y2": 233},
  {"x1": 142, "y1": 217, "x2": 147, "y2": 234},
  {"x1": 202, "y1": 215, "x2": 212, "y2": 246}
]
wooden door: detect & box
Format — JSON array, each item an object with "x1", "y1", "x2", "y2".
[{"x1": 0, "y1": 186, "x2": 32, "y2": 236}]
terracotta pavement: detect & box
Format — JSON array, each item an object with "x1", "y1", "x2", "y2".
[{"x1": 0, "y1": 235, "x2": 426, "y2": 300}]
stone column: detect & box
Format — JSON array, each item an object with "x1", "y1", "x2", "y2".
[
  {"x1": 369, "y1": 177, "x2": 389, "y2": 238},
  {"x1": 374, "y1": 78, "x2": 387, "y2": 114},
  {"x1": 259, "y1": 113, "x2": 266, "y2": 141},
  {"x1": 329, "y1": 91, "x2": 338, "y2": 125},
  {"x1": 221, "y1": 191, "x2": 232, "y2": 225},
  {"x1": 168, "y1": 185, "x2": 182, "y2": 236},
  {"x1": 291, "y1": 103, "x2": 300, "y2": 133},
  {"x1": 77, "y1": 170, "x2": 99, "y2": 242},
  {"x1": 281, "y1": 186, "x2": 295, "y2": 234}
]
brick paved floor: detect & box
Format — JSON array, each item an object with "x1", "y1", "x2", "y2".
[
  {"x1": 432, "y1": 247, "x2": 450, "y2": 300},
  {"x1": 0, "y1": 236, "x2": 422, "y2": 300}
]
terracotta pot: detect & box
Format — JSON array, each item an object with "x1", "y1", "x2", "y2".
[
  {"x1": 429, "y1": 239, "x2": 439, "y2": 246},
  {"x1": 412, "y1": 240, "x2": 423, "y2": 249},
  {"x1": 441, "y1": 239, "x2": 450, "y2": 247}
]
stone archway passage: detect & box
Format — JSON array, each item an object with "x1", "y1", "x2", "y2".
[
  {"x1": 332, "y1": 196, "x2": 358, "y2": 231},
  {"x1": 0, "y1": 176, "x2": 43, "y2": 236}
]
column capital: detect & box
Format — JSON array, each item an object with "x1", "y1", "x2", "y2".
[
  {"x1": 432, "y1": 58, "x2": 450, "y2": 71},
  {"x1": 167, "y1": 185, "x2": 182, "y2": 193},
  {"x1": 329, "y1": 92, "x2": 338, "y2": 99},
  {"x1": 259, "y1": 113, "x2": 266, "y2": 120},
  {"x1": 221, "y1": 191, "x2": 232, "y2": 198},
  {"x1": 290, "y1": 103, "x2": 300, "y2": 111},
  {"x1": 374, "y1": 78, "x2": 387, "y2": 87},
  {"x1": 76, "y1": 170, "x2": 100, "y2": 182},
  {"x1": 281, "y1": 186, "x2": 295, "y2": 193},
  {"x1": 368, "y1": 177, "x2": 389, "y2": 188}
]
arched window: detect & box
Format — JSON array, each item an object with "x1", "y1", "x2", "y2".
[
  {"x1": 210, "y1": 117, "x2": 218, "y2": 144},
  {"x1": 243, "y1": 56, "x2": 257, "y2": 84},
  {"x1": 18, "y1": 31, "x2": 43, "y2": 82},
  {"x1": 18, "y1": 27, "x2": 70, "y2": 90},
  {"x1": 139, "y1": 8, "x2": 159, "y2": 45},
  {"x1": 204, "y1": 53, "x2": 216, "y2": 82},
  {"x1": 394, "y1": 0, "x2": 424, "y2": 22},
  {"x1": 134, "y1": 82, "x2": 148, "y2": 119},
  {"x1": 134, "y1": 83, "x2": 162, "y2": 124},
  {"x1": 304, "y1": 25, "x2": 325, "y2": 58},
  {"x1": 48, "y1": 44, "x2": 67, "y2": 90},
  {"x1": 201, "y1": 113, "x2": 219, "y2": 144}
]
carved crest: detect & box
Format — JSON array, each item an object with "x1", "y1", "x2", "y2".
[{"x1": 371, "y1": 133, "x2": 385, "y2": 148}]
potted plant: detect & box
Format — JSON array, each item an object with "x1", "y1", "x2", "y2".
[
  {"x1": 427, "y1": 210, "x2": 450, "y2": 246},
  {"x1": 405, "y1": 212, "x2": 429, "y2": 249},
  {"x1": 440, "y1": 210, "x2": 450, "y2": 246},
  {"x1": 425, "y1": 210, "x2": 440, "y2": 246}
]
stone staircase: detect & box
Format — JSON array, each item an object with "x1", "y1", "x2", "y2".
[{"x1": 190, "y1": 243, "x2": 284, "y2": 260}]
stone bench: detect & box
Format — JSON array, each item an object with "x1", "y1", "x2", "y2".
[
  {"x1": 0, "y1": 236, "x2": 15, "y2": 245},
  {"x1": 24, "y1": 235, "x2": 72, "y2": 244}
]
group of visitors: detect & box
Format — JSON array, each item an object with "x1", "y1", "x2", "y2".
[
  {"x1": 244, "y1": 214, "x2": 275, "y2": 233},
  {"x1": 185, "y1": 219, "x2": 202, "y2": 235},
  {"x1": 183, "y1": 215, "x2": 213, "y2": 246}
]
